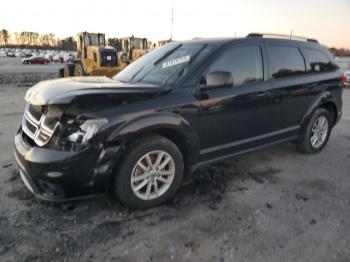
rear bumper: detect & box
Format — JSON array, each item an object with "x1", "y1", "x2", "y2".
[{"x1": 14, "y1": 128, "x2": 120, "y2": 202}]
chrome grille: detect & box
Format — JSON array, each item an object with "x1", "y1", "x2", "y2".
[
  {"x1": 25, "y1": 118, "x2": 36, "y2": 134},
  {"x1": 28, "y1": 104, "x2": 42, "y2": 120},
  {"x1": 22, "y1": 104, "x2": 59, "y2": 147}
]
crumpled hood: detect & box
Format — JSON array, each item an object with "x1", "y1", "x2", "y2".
[{"x1": 25, "y1": 76, "x2": 167, "y2": 106}]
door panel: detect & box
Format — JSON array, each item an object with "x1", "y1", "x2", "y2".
[
  {"x1": 267, "y1": 43, "x2": 319, "y2": 129},
  {"x1": 199, "y1": 81, "x2": 274, "y2": 149},
  {"x1": 269, "y1": 75, "x2": 319, "y2": 130},
  {"x1": 197, "y1": 44, "x2": 280, "y2": 159}
]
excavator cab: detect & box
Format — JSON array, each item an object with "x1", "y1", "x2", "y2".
[
  {"x1": 119, "y1": 36, "x2": 148, "y2": 64},
  {"x1": 158, "y1": 39, "x2": 173, "y2": 47},
  {"x1": 77, "y1": 32, "x2": 106, "y2": 59},
  {"x1": 62, "y1": 32, "x2": 119, "y2": 77}
]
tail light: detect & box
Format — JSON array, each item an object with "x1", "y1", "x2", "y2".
[{"x1": 341, "y1": 73, "x2": 348, "y2": 88}]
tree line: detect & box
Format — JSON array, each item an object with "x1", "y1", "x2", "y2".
[
  {"x1": 330, "y1": 48, "x2": 350, "y2": 57},
  {"x1": 1, "y1": 28, "x2": 350, "y2": 55},
  {"x1": 0, "y1": 29, "x2": 77, "y2": 50}
]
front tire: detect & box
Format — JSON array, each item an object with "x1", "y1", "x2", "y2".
[
  {"x1": 63, "y1": 63, "x2": 75, "y2": 77},
  {"x1": 296, "y1": 108, "x2": 332, "y2": 154},
  {"x1": 114, "y1": 135, "x2": 184, "y2": 209}
]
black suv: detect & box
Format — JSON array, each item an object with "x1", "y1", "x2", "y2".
[{"x1": 15, "y1": 33, "x2": 343, "y2": 208}]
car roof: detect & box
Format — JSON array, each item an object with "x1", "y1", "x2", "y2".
[
  {"x1": 178, "y1": 37, "x2": 241, "y2": 45},
  {"x1": 176, "y1": 36, "x2": 330, "y2": 57},
  {"x1": 178, "y1": 35, "x2": 324, "y2": 48}
]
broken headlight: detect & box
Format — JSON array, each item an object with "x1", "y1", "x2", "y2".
[{"x1": 66, "y1": 118, "x2": 108, "y2": 144}]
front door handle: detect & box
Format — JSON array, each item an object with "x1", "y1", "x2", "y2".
[
  {"x1": 256, "y1": 91, "x2": 271, "y2": 97},
  {"x1": 304, "y1": 83, "x2": 317, "y2": 89}
]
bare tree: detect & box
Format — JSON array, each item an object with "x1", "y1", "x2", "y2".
[
  {"x1": 0, "y1": 29, "x2": 10, "y2": 46},
  {"x1": 3, "y1": 29, "x2": 9, "y2": 45}
]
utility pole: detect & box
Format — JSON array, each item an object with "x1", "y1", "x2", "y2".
[
  {"x1": 170, "y1": 6, "x2": 174, "y2": 40},
  {"x1": 290, "y1": 30, "x2": 293, "y2": 39}
]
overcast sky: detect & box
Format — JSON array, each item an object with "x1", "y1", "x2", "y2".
[{"x1": 1, "y1": 0, "x2": 349, "y2": 48}]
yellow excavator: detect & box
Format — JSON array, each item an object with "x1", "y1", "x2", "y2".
[
  {"x1": 60, "y1": 32, "x2": 148, "y2": 77},
  {"x1": 117, "y1": 36, "x2": 149, "y2": 65},
  {"x1": 158, "y1": 39, "x2": 173, "y2": 47}
]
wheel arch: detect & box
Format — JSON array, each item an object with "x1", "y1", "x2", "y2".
[
  {"x1": 301, "y1": 91, "x2": 339, "y2": 131},
  {"x1": 319, "y1": 101, "x2": 337, "y2": 126},
  {"x1": 106, "y1": 113, "x2": 201, "y2": 176}
]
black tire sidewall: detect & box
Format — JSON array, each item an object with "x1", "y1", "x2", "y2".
[
  {"x1": 76, "y1": 63, "x2": 85, "y2": 76},
  {"x1": 114, "y1": 135, "x2": 184, "y2": 209},
  {"x1": 64, "y1": 64, "x2": 75, "y2": 76},
  {"x1": 303, "y1": 108, "x2": 332, "y2": 153}
]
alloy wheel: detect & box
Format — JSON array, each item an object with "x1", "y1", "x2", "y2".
[
  {"x1": 310, "y1": 115, "x2": 329, "y2": 148},
  {"x1": 130, "y1": 150, "x2": 176, "y2": 200}
]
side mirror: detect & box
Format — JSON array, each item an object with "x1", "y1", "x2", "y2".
[{"x1": 200, "y1": 71, "x2": 234, "y2": 91}]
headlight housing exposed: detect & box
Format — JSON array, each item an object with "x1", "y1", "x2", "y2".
[{"x1": 66, "y1": 118, "x2": 108, "y2": 144}]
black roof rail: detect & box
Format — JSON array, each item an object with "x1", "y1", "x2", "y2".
[{"x1": 247, "y1": 33, "x2": 319, "y2": 43}]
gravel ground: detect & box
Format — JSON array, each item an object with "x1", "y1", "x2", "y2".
[
  {"x1": 0, "y1": 58, "x2": 63, "y2": 87},
  {"x1": 0, "y1": 87, "x2": 349, "y2": 262}
]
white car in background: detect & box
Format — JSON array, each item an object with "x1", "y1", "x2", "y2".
[
  {"x1": 0, "y1": 51, "x2": 6, "y2": 57},
  {"x1": 7, "y1": 51, "x2": 15, "y2": 57},
  {"x1": 23, "y1": 52, "x2": 33, "y2": 58},
  {"x1": 63, "y1": 53, "x2": 75, "y2": 63},
  {"x1": 45, "y1": 53, "x2": 54, "y2": 61},
  {"x1": 53, "y1": 54, "x2": 63, "y2": 62},
  {"x1": 15, "y1": 51, "x2": 25, "y2": 57}
]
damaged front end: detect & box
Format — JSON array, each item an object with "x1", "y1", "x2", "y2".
[
  {"x1": 14, "y1": 77, "x2": 168, "y2": 201},
  {"x1": 15, "y1": 103, "x2": 120, "y2": 202}
]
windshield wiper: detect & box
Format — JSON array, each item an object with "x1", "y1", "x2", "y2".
[
  {"x1": 153, "y1": 44, "x2": 183, "y2": 66},
  {"x1": 128, "y1": 66, "x2": 145, "y2": 82},
  {"x1": 176, "y1": 44, "x2": 207, "y2": 77}
]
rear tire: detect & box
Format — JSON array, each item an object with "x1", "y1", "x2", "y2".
[
  {"x1": 75, "y1": 63, "x2": 85, "y2": 76},
  {"x1": 113, "y1": 134, "x2": 184, "y2": 209},
  {"x1": 59, "y1": 68, "x2": 64, "y2": 77},
  {"x1": 296, "y1": 108, "x2": 332, "y2": 154}
]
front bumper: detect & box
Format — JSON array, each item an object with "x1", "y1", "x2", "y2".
[{"x1": 14, "y1": 128, "x2": 120, "y2": 202}]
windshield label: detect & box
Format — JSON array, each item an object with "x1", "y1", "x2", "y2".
[{"x1": 162, "y1": 55, "x2": 190, "y2": 69}]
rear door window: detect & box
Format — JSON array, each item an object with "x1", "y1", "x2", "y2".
[
  {"x1": 268, "y1": 45, "x2": 306, "y2": 79},
  {"x1": 303, "y1": 48, "x2": 337, "y2": 73},
  {"x1": 209, "y1": 45, "x2": 264, "y2": 86}
]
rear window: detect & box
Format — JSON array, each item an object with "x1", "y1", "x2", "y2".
[
  {"x1": 303, "y1": 48, "x2": 337, "y2": 73},
  {"x1": 268, "y1": 45, "x2": 306, "y2": 79}
]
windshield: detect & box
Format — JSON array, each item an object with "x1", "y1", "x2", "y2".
[
  {"x1": 85, "y1": 34, "x2": 105, "y2": 46},
  {"x1": 113, "y1": 42, "x2": 214, "y2": 86},
  {"x1": 131, "y1": 38, "x2": 146, "y2": 49}
]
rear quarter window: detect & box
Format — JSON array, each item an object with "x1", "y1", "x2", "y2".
[
  {"x1": 303, "y1": 48, "x2": 337, "y2": 73},
  {"x1": 268, "y1": 45, "x2": 306, "y2": 79}
]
